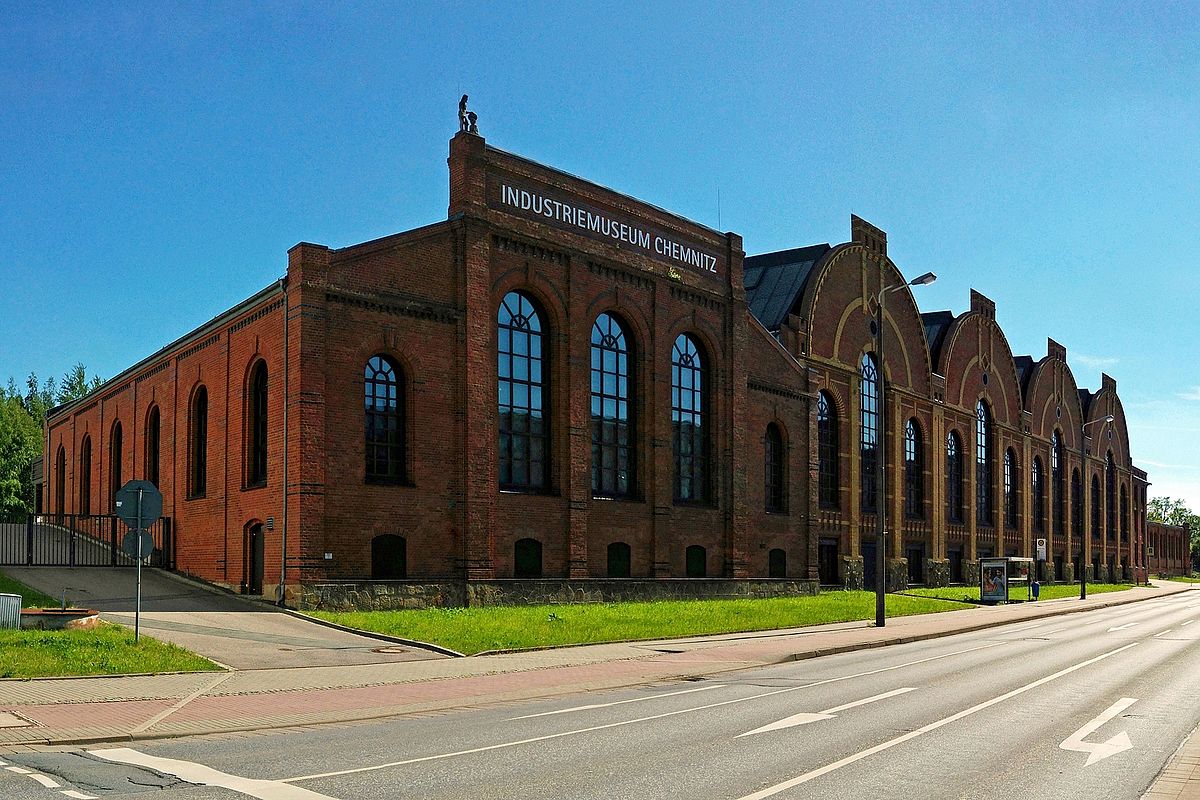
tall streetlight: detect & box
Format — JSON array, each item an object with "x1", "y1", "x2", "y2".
[
  {"x1": 1079, "y1": 413, "x2": 1115, "y2": 600},
  {"x1": 875, "y1": 270, "x2": 937, "y2": 628}
]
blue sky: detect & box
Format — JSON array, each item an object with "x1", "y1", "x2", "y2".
[{"x1": 1, "y1": 2, "x2": 1197, "y2": 508}]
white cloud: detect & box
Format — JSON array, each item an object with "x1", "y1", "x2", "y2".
[
  {"x1": 1178, "y1": 386, "x2": 1200, "y2": 401},
  {"x1": 1074, "y1": 353, "x2": 1119, "y2": 370}
]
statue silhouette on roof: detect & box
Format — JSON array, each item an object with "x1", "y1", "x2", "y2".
[{"x1": 459, "y1": 95, "x2": 479, "y2": 135}]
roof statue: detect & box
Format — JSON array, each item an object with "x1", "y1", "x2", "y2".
[{"x1": 458, "y1": 95, "x2": 479, "y2": 134}]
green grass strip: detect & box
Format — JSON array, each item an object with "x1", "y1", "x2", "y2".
[
  {"x1": 1163, "y1": 575, "x2": 1200, "y2": 583},
  {"x1": 311, "y1": 591, "x2": 972, "y2": 655},
  {"x1": 904, "y1": 582, "x2": 1136, "y2": 603},
  {"x1": 0, "y1": 570, "x2": 58, "y2": 608},
  {"x1": 0, "y1": 622, "x2": 221, "y2": 679}
]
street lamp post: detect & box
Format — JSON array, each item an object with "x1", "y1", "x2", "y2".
[
  {"x1": 875, "y1": 270, "x2": 937, "y2": 628},
  {"x1": 1079, "y1": 413, "x2": 1115, "y2": 600}
]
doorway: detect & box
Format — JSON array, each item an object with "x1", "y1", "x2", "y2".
[{"x1": 247, "y1": 523, "x2": 265, "y2": 595}]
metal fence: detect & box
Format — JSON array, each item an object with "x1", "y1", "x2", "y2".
[
  {"x1": 0, "y1": 593, "x2": 20, "y2": 629},
  {"x1": 0, "y1": 514, "x2": 173, "y2": 569}
]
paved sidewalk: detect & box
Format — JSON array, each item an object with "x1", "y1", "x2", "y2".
[{"x1": 1, "y1": 581, "x2": 1194, "y2": 752}]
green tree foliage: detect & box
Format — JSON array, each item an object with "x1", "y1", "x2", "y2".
[
  {"x1": 1147, "y1": 496, "x2": 1200, "y2": 569},
  {"x1": 0, "y1": 365, "x2": 103, "y2": 516}
]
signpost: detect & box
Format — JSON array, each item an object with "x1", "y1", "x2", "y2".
[{"x1": 114, "y1": 479, "x2": 163, "y2": 643}]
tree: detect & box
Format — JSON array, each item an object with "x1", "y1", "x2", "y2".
[
  {"x1": 56, "y1": 363, "x2": 102, "y2": 405},
  {"x1": 0, "y1": 387, "x2": 40, "y2": 518},
  {"x1": 1147, "y1": 496, "x2": 1200, "y2": 571}
]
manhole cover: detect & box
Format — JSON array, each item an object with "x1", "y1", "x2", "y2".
[
  {"x1": 0, "y1": 711, "x2": 35, "y2": 728},
  {"x1": 371, "y1": 646, "x2": 408, "y2": 654}
]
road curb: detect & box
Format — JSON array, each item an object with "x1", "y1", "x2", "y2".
[{"x1": 278, "y1": 609, "x2": 464, "y2": 658}]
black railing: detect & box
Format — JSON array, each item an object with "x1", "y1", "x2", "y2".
[{"x1": 0, "y1": 514, "x2": 173, "y2": 568}]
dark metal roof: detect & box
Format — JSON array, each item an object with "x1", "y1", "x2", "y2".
[
  {"x1": 743, "y1": 244, "x2": 830, "y2": 331},
  {"x1": 921, "y1": 310, "x2": 955, "y2": 368},
  {"x1": 1078, "y1": 388, "x2": 1093, "y2": 417},
  {"x1": 1013, "y1": 355, "x2": 1036, "y2": 398}
]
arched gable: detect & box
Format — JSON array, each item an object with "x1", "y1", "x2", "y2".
[
  {"x1": 1024, "y1": 340, "x2": 1084, "y2": 450},
  {"x1": 1087, "y1": 376, "x2": 1131, "y2": 469},
  {"x1": 935, "y1": 292, "x2": 1022, "y2": 428}
]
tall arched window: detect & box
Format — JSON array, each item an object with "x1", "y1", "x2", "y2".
[
  {"x1": 1004, "y1": 449, "x2": 1018, "y2": 529},
  {"x1": 1106, "y1": 451, "x2": 1116, "y2": 541},
  {"x1": 946, "y1": 431, "x2": 963, "y2": 523},
  {"x1": 1071, "y1": 469, "x2": 1083, "y2": 538},
  {"x1": 145, "y1": 406, "x2": 160, "y2": 488},
  {"x1": 188, "y1": 386, "x2": 208, "y2": 498},
  {"x1": 365, "y1": 355, "x2": 405, "y2": 483},
  {"x1": 817, "y1": 391, "x2": 839, "y2": 509},
  {"x1": 859, "y1": 353, "x2": 879, "y2": 513},
  {"x1": 79, "y1": 435, "x2": 92, "y2": 515},
  {"x1": 55, "y1": 446, "x2": 65, "y2": 517},
  {"x1": 1031, "y1": 457, "x2": 1045, "y2": 534},
  {"x1": 109, "y1": 421, "x2": 122, "y2": 511},
  {"x1": 672, "y1": 333, "x2": 707, "y2": 503},
  {"x1": 1120, "y1": 485, "x2": 1129, "y2": 542},
  {"x1": 498, "y1": 292, "x2": 547, "y2": 491},
  {"x1": 764, "y1": 423, "x2": 785, "y2": 512},
  {"x1": 591, "y1": 313, "x2": 634, "y2": 498},
  {"x1": 904, "y1": 419, "x2": 923, "y2": 519},
  {"x1": 1051, "y1": 431, "x2": 1065, "y2": 536},
  {"x1": 247, "y1": 361, "x2": 268, "y2": 487},
  {"x1": 975, "y1": 401, "x2": 992, "y2": 527},
  {"x1": 1091, "y1": 474, "x2": 1102, "y2": 538}
]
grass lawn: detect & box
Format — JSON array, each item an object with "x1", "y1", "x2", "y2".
[
  {"x1": 1163, "y1": 575, "x2": 1200, "y2": 583},
  {"x1": 311, "y1": 591, "x2": 973, "y2": 655},
  {"x1": 0, "y1": 570, "x2": 220, "y2": 679},
  {"x1": 903, "y1": 582, "x2": 1135, "y2": 603},
  {"x1": 0, "y1": 570, "x2": 58, "y2": 607}
]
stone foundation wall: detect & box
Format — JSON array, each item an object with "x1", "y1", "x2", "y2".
[
  {"x1": 841, "y1": 556, "x2": 864, "y2": 590},
  {"x1": 887, "y1": 559, "x2": 909, "y2": 592},
  {"x1": 963, "y1": 559, "x2": 979, "y2": 588},
  {"x1": 926, "y1": 559, "x2": 950, "y2": 588},
  {"x1": 299, "y1": 578, "x2": 821, "y2": 611}
]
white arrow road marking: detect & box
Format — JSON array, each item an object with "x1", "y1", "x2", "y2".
[
  {"x1": 1060, "y1": 697, "x2": 1137, "y2": 766},
  {"x1": 509, "y1": 683, "x2": 724, "y2": 720},
  {"x1": 90, "y1": 749, "x2": 338, "y2": 800},
  {"x1": 738, "y1": 687, "x2": 917, "y2": 737},
  {"x1": 1107, "y1": 622, "x2": 1139, "y2": 632}
]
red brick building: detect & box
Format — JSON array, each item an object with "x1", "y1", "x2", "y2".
[
  {"x1": 1146, "y1": 521, "x2": 1191, "y2": 577},
  {"x1": 42, "y1": 130, "x2": 1152, "y2": 604}
]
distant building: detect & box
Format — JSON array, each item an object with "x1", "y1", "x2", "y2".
[
  {"x1": 42, "y1": 130, "x2": 1151, "y2": 605},
  {"x1": 1146, "y1": 520, "x2": 1191, "y2": 577}
]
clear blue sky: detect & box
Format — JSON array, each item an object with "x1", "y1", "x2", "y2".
[{"x1": 2, "y1": 2, "x2": 1197, "y2": 508}]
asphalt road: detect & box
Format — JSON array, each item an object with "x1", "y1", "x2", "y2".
[{"x1": 3, "y1": 589, "x2": 1200, "y2": 800}]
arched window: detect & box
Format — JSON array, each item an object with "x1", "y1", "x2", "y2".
[
  {"x1": 1120, "y1": 486, "x2": 1129, "y2": 542},
  {"x1": 498, "y1": 292, "x2": 547, "y2": 491},
  {"x1": 591, "y1": 313, "x2": 634, "y2": 498},
  {"x1": 54, "y1": 446, "x2": 65, "y2": 517},
  {"x1": 370, "y1": 534, "x2": 407, "y2": 579},
  {"x1": 607, "y1": 542, "x2": 631, "y2": 578},
  {"x1": 1051, "y1": 431, "x2": 1064, "y2": 536},
  {"x1": 685, "y1": 545, "x2": 707, "y2": 578},
  {"x1": 768, "y1": 548, "x2": 786, "y2": 579},
  {"x1": 764, "y1": 423, "x2": 785, "y2": 512},
  {"x1": 514, "y1": 537, "x2": 543, "y2": 578},
  {"x1": 817, "y1": 391, "x2": 839, "y2": 509},
  {"x1": 946, "y1": 431, "x2": 964, "y2": 523},
  {"x1": 672, "y1": 334, "x2": 708, "y2": 503},
  {"x1": 1071, "y1": 469, "x2": 1083, "y2": 538},
  {"x1": 859, "y1": 353, "x2": 879, "y2": 513},
  {"x1": 1106, "y1": 451, "x2": 1116, "y2": 541},
  {"x1": 1031, "y1": 457, "x2": 1045, "y2": 534},
  {"x1": 188, "y1": 386, "x2": 208, "y2": 498},
  {"x1": 109, "y1": 421, "x2": 122, "y2": 511},
  {"x1": 365, "y1": 355, "x2": 405, "y2": 483},
  {"x1": 904, "y1": 419, "x2": 923, "y2": 519},
  {"x1": 1092, "y1": 474, "x2": 1102, "y2": 538},
  {"x1": 79, "y1": 435, "x2": 92, "y2": 515},
  {"x1": 975, "y1": 401, "x2": 993, "y2": 527},
  {"x1": 1004, "y1": 449, "x2": 1018, "y2": 530},
  {"x1": 247, "y1": 361, "x2": 268, "y2": 487},
  {"x1": 145, "y1": 406, "x2": 160, "y2": 488}
]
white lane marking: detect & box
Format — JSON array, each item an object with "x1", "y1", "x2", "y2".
[
  {"x1": 5, "y1": 766, "x2": 32, "y2": 774},
  {"x1": 29, "y1": 773, "x2": 61, "y2": 788},
  {"x1": 61, "y1": 792, "x2": 99, "y2": 800},
  {"x1": 131, "y1": 671, "x2": 233, "y2": 733},
  {"x1": 1182, "y1": 620, "x2": 1195, "y2": 626},
  {"x1": 1107, "y1": 623, "x2": 1139, "y2": 632},
  {"x1": 284, "y1": 642, "x2": 1004, "y2": 783},
  {"x1": 1060, "y1": 697, "x2": 1137, "y2": 766},
  {"x1": 732, "y1": 642, "x2": 1140, "y2": 800},
  {"x1": 509, "y1": 683, "x2": 724, "y2": 720},
  {"x1": 737, "y1": 687, "x2": 917, "y2": 737},
  {"x1": 90, "y1": 748, "x2": 336, "y2": 800},
  {"x1": 1153, "y1": 630, "x2": 1173, "y2": 638}
]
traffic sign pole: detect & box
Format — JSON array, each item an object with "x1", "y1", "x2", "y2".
[{"x1": 135, "y1": 487, "x2": 143, "y2": 644}]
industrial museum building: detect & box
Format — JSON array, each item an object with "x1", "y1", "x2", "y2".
[{"x1": 42, "y1": 130, "x2": 1153, "y2": 605}]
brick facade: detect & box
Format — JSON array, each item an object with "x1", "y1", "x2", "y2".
[{"x1": 43, "y1": 130, "x2": 1153, "y2": 600}]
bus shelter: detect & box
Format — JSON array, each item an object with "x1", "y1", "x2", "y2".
[{"x1": 980, "y1": 557, "x2": 1035, "y2": 603}]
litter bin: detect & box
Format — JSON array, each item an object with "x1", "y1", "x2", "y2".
[
  {"x1": 0, "y1": 593, "x2": 21, "y2": 629},
  {"x1": 1031, "y1": 580, "x2": 1040, "y2": 601}
]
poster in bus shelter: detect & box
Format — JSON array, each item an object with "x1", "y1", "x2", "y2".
[{"x1": 980, "y1": 558, "x2": 1008, "y2": 603}]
